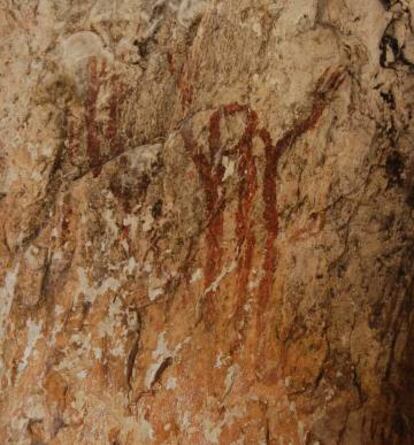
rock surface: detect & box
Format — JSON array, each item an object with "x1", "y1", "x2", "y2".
[{"x1": 0, "y1": 0, "x2": 414, "y2": 444}]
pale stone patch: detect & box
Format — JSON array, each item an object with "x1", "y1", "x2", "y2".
[
  {"x1": 148, "y1": 273, "x2": 169, "y2": 302},
  {"x1": 166, "y1": 376, "x2": 177, "y2": 390},
  {"x1": 243, "y1": 299, "x2": 253, "y2": 313},
  {"x1": 72, "y1": 390, "x2": 86, "y2": 411},
  {"x1": 77, "y1": 267, "x2": 121, "y2": 304},
  {"x1": 123, "y1": 214, "x2": 138, "y2": 239},
  {"x1": 121, "y1": 239, "x2": 129, "y2": 253},
  {"x1": 177, "y1": 0, "x2": 208, "y2": 27},
  {"x1": 214, "y1": 352, "x2": 223, "y2": 369},
  {"x1": 137, "y1": 409, "x2": 154, "y2": 441},
  {"x1": 145, "y1": 362, "x2": 163, "y2": 389},
  {"x1": 298, "y1": 420, "x2": 306, "y2": 444},
  {"x1": 24, "y1": 245, "x2": 42, "y2": 269},
  {"x1": 125, "y1": 257, "x2": 138, "y2": 275},
  {"x1": 224, "y1": 364, "x2": 239, "y2": 396},
  {"x1": 181, "y1": 411, "x2": 192, "y2": 429},
  {"x1": 55, "y1": 305, "x2": 65, "y2": 316},
  {"x1": 203, "y1": 418, "x2": 223, "y2": 444},
  {"x1": 127, "y1": 144, "x2": 162, "y2": 171},
  {"x1": 23, "y1": 394, "x2": 46, "y2": 422},
  {"x1": 94, "y1": 347, "x2": 103, "y2": 360},
  {"x1": 145, "y1": 331, "x2": 173, "y2": 388},
  {"x1": 145, "y1": 332, "x2": 186, "y2": 389},
  {"x1": 18, "y1": 319, "x2": 43, "y2": 373},
  {"x1": 144, "y1": 262, "x2": 153, "y2": 273},
  {"x1": 98, "y1": 297, "x2": 125, "y2": 338},
  {"x1": 230, "y1": 438, "x2": 245, "y2": 445},
  {"x1": 77, "y1": 370, "x2": 88, "y2": 379},
  {"x1": 0, "y1": 264, "x2": 19, "y2": 339},
  {"x1": 103, "y1": 208, "x2": 119, "y2": 243},
  {"x1": 52, "y1": 250, "x2": 63, "y2": 262},
  {"x1": 111, "y1": 344, "x2": 125, "y2": 357},
  {"x1": 247, "y1": 268, "x2": 264, "y2": 291},
  {"x1": 205, "y1": 260, "x2": 237, "y2": 294},
  {"x1": 252, "y1": 21, "x2": 262, "y2": 37},
  {"x1": 202, "y1": 404, "x2": 246, "y2": 444},
  {"x1": 142, "y1": 210, "x2": 154, "y2": 232},
  {"x1": 190, "y1": 268, "x2": 203, "y2": 283},
  {"x1": 148, "y1": 286, "x2": 163, "y2": 302},
  {"x1": 59, "y1": 31, "x2": 114, "y2": 96},
  {"x1": 222, "y1": 156, "x2": 235, "y2": 181}
]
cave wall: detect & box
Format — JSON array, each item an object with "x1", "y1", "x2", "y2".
[{"x1": 0, "y1": 1, "x2": 414, "y2": 443}]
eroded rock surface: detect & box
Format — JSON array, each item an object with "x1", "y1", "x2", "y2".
[{"x1": 1, "y1": 1, "x2": 413, "y2": 444}]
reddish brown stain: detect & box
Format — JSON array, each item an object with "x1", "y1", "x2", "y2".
[
  {"x1": 64, "y1": 58, "x2": 128, "y2": 178},
  {"x1": 84, "y1": 58, "x2": 103, "y2": 177},
  {"x1": 167, "y1": 49, "x2": 192, "y2": 108},
  {"x1": 180, "y1": 80, "x2": 193, "y2": 109},
  {"x1": 258, "y1": 68, "x2": 345, "y2": 310},
  {"x1": 66, "y1": 116, "x2": 80, "y2": 164},
  {"x1": 61, "y1": 197, "x2": 73, "y2": 245},
  {"x1": 106, "y1": 80, "x2": 118, "y2": 146},
  {"x1": 255, "y1": 67, "x2": 346, "y2": 372},
  {"x1": 166, "y1": 52, "x2": 175, "y2": 75},
  {"x1": 229, "y1": 105, "x2": 259, "y2": 324},
  {"x1": 181, "y1": 67, "x2": 346, "y2": 341},
  {"x1": 181, "y1": 111, "x2": 225, "y2": 325},
  {"x1": 106, "y1": 75, "x2": 126, "y2": 158},
  {"x1": 257, "y1": 127, "x2": 278, "y2": 308},
  {"x1": 182, "y1": 104, "x2": 260, "y2": 327},
  {"x1": 178, "y1": 60, "x2": 194, "y2": 109},
  {"x1": 205, "y1": 109, "x2": 225, "y2": 294}
]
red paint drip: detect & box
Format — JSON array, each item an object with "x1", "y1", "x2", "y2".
[
  {"x1": 66, "y1": 116, "x2": 80, "y2": 164},
  {"x1": 257, "y1": 98, "x2": 333, "y2": 309},
  {"x1": 257, "y1": 128, "x2": 278, "y2": 308},
  {"x1": 106, "y1": 76, "x2": 126, "y2": 158},
  {"x1": 83, "y1": 59, "x2": 128, "y2": 177},
  {"x1": 63, "y1": 56, "x2": 133, "y2": 189},
  {"x1": 205, "y1": 110, "x2": 225, "y2": 296},
  {"x1": 61, "y1": 198, "x2": 73, "y2": 244},
  {"x1": 230, "y1": 106, "x2": 259, "y2": 321},
  {"x1": 181, "y1": 114, "x2": 224, "y2": 325},
  {"x1": 84, "y1": 58, "x2": 103, "y2": 177},
  {"x1": 182, "y1": 105, "x2": 260, "y2": 325},
  {"x1": 255, "y1": 67, "x2": 346, "y2": 370},
  {"x1": 106, "y1": 80, "x2": 118, "y2": 148}
]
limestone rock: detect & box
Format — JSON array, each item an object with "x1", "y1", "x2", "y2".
[{"x1": 1, "y1": 1, "x2": 413, "y2": 444}]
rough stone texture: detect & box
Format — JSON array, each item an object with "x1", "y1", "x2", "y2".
[{"x1": 0, "y1": 0, "x2": 414, "y2": 444}]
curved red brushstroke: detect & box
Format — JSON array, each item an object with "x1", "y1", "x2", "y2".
[
  {"x1": 229, "y1": 106, "x2": 259, "y2": 328},
  {"x1": 181, "y1": 67, "x2": 346, "y2": 334},
  {"x1": 255, "y1": 67, "x2": 346, "y2": 372},
  {"x1": 84, "y1": 58, "x2": 102, "y2": 177}
]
